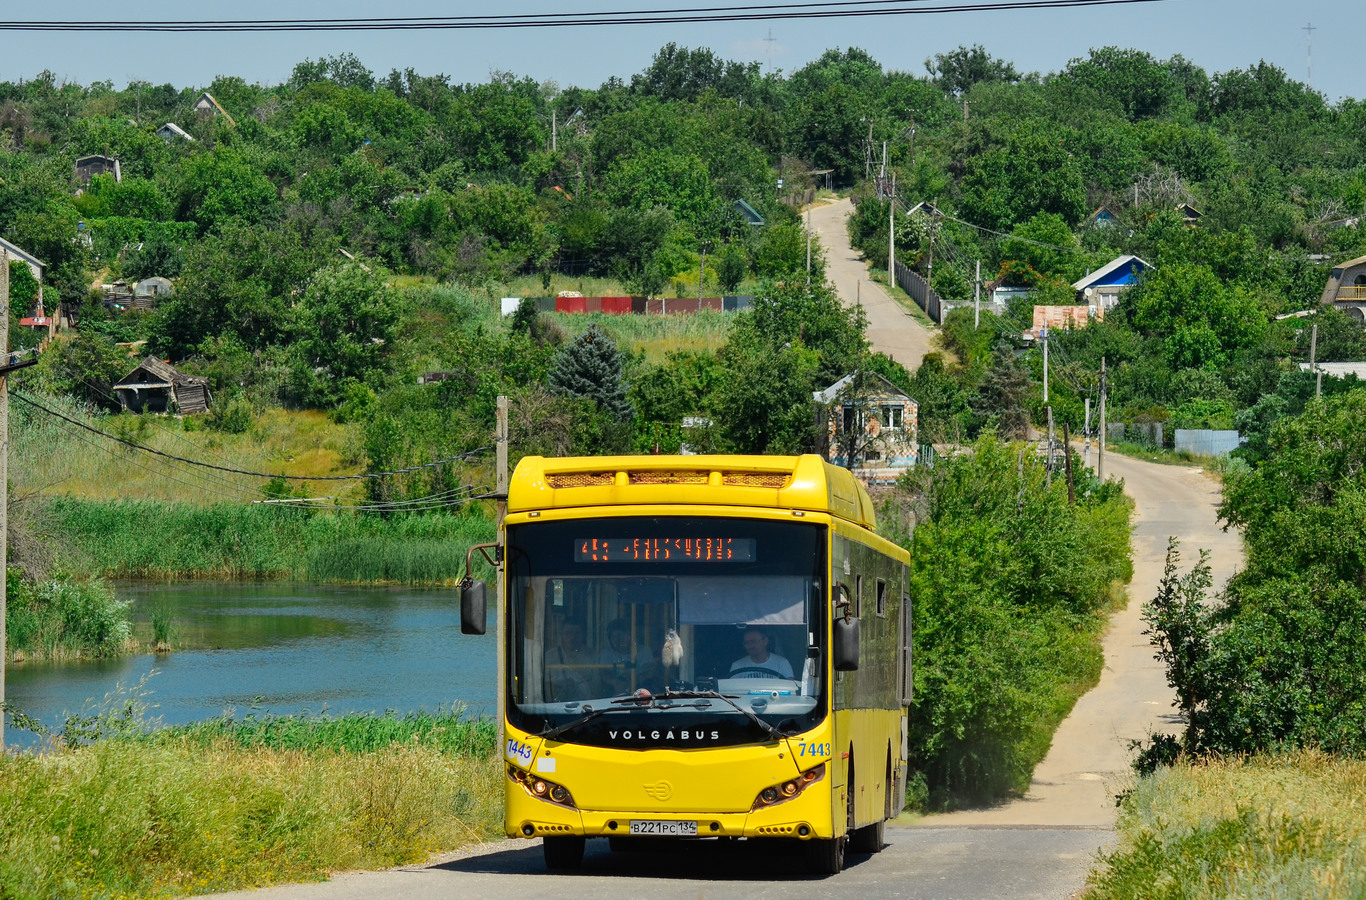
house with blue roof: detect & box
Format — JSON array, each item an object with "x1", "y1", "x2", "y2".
[{"x1": 1072, "y1": 255, "x2": 1152, "y2": 308}]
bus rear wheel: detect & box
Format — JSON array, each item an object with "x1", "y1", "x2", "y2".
[
  {"x1": 848, "y1": 818, "x2": 884, "y2": 854},
  {"x1": 543, "y1": 835, "x2": 585, "y2": 870}
]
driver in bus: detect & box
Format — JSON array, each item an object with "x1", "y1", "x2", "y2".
[
  {"x1": 545, "y1": 620, "x2": 597, "y2": 701},
  {"x1": 729, "y1": 626, "x2": 794, "y2": 679}
]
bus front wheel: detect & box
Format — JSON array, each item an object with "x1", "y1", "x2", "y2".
[
  {"x1": 804, "y1": 833, "x2": 846, "y2": 875},
  {"x1": 543, "y1": 835, "x2": 585, "y2": 870}
]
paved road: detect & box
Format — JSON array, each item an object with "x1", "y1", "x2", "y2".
[
  {"x1": 808, "y1": 196, "x2": 938, "y2": 371},
  {"x1": 206, "y1": 450, "x2": 1242, "y2": 900}
]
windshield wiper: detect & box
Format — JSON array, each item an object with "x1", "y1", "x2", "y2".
[
  {"x1": 539, "y1": 705, "x2": 629, "y2": 742},
  {"x1": 652, "y1": 689, "x2": 784, "y2": 741}
]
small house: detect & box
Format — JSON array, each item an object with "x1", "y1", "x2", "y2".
[
  {"x1": 1072, "y1": 255, "x2": 1152, "y2": 308},
  {"x1": 74, "y1": 155, "x2": 120, "y2": 184},
  {"x1": 1175, "y1": 203, "x2": 1203, "y2": 225},
  {"x1": 114, "y1": 356, "x2": 212, "y2": 414},
  {"x1": 1029, "y1": 304, "x2": 1104, "y2": 339},
  {"x1": 814, "y1": 372, "x2": 919, "y2": 486},
  {"x1": 1087, "y1": 206, "x2": 1121, "y2": 229},
  {"x1": 192, "y1": 92, "x2": 236, "y2": 127},
  {"x1": 0, "y1": 235, "x2": 44, "y2": 283},
  {"x1": 156, "y1": 122, "x2": 195, "y2": 142},
  {"x1": 733, "y1": 199, "x2": 765, "y2": 226},
  {"x1": 1319, "y1": 254, "x2": 1366, "y2": 322}
]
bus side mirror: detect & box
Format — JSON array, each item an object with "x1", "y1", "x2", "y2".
[
  {"x1": 833, "y1": 617, "x2": 860, "y2": 671},
  {"x1": 461, "y1": 580, "x2": 488, "y2": 635}
]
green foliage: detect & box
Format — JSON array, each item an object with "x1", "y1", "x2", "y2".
[
  {"x1": 960, "y1": 122, "x2": 1088, "y2": 231},
  {"x1": 157, "y1": 708, "x2": 496, "y2": 756},
  {"x1": 24, "y1": 331, "x2": 129, "y2": 410},
  {"x1": 925, "y1": 45, "x2": 1020, "y2": 96},
  {"x1": 899, "y1": 436, "x2": 1132, "y2": 806},
  {"x1": 5, "y1": 572, "x2": 130, "y2": 659},
  {"x1": 287, "y1": 261, "x2": 402, "y2": 406}
]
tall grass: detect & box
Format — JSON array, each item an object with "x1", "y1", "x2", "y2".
[
  {"x1": 4, "y1": 572, "x2": 133, "y2": 661},
  {"x1": 1090, "y1": 750, "x2": 1366, "y2": 899},
  {"x1": 47, "y1": 498, "x2": 496, "y2": 583},
  {"x1": 552, "y1": 310, "x2": 734, "y2": 363},
  {"x1": 157, "y1": 709, "x2": 497, "y2": 756},
  {"x1": 0, "y1": 740, "x2": 502, "y2": 899}
]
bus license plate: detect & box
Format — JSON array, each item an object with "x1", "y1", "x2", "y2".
[{"x1": 629, "y1": 820, "x2": 697, "y2": 836}]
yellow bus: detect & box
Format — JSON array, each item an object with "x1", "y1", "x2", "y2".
[{"x1": 460, "y1": 453, "x2": 912, "y2": 874}]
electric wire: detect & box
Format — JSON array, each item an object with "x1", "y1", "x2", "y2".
[{"x1": 0, "y1": 0, "x2": 1178, "y2": 31}]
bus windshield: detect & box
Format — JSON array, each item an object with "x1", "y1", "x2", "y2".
[{"x1": 505, "y1": 516, "x2": 825, "y2": 745}]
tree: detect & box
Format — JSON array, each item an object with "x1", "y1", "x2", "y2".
[
  {"x1": 960, "y1": 123, "x2": 1087, "y2": 231},
  {"x1": 547, "y1": 323, "x2": 633, "y2": 421},
  {"x1": 716, "y1": 244, "x2": 747, "y2": 293},
  {"x1": 925, "y1": 45, "x2": 1020, "y2": 97},
  {"x1": 288, "y1": 261, "x2": 401, "y2": 405}
]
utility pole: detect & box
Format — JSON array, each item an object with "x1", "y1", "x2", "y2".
[
  {"x1": 1304, "y1": 22, "x2": 1316, "y2": 84},
  {"x1": 1098, "y1": 357, "x2": 1107, "y2": 481},
  {"x1": 1084, "y1": 397, "x2": 1092, "y2": 469},
  {"x1": 926, "y1": 198, "x2": 938, "y2": 293},
  {"x1": 974, "y1": 259, "x2": 981, "y2": 330},
  {"x1": 551, "y1": 107, "x2": 557, "y2": 153},
  {"x1": 806, "y1": 202, "x2": 812, "y2": 285},
  {"x1": 1043, "y1": 329, "x2": 1053, "y2": 484},
  {"x1": 494, "y1": 395, "x2": 508, "y2": 749},
  {"x1": 888, "y1": 174, "x2": 895, "y2": 283},
  {"x1": 698, "y1": 244, "x2": 707, "y2": 302},
  {"x1": 1311, "y1": 322, "x2": 1321, "y2": 397},
  {"x1": 1063, "y1": 422, "x2": 1075, "y2": 505},
  {"x1": 1, "y1": 250, "x2": 8, "y2": 752}
]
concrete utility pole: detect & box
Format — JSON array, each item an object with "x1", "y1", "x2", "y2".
[
  {"x1": 495, "y1": 395, "x2": 508, "y2": 749},
  {"x1": 974, "y1": 259, "x2": 981, "y2": 330},
  {"x1": 1098, "y1": 357, "x2": 1107, "y2": 481},
  {"x1": 698, "y1": 245, "x2": 707, "y2": 302},
  {"x1": 1084, "y1": 397, "x2": 1092, "y2": 468},
  {"x1": 887, "y1": 173, "x2": 895, "y2": 283},
  {"x1": 806, "y1": 202, "x2": 812, "y2": 285},
  {"x1": 1, "y1": 250, "x2": 7, "y2": 752},
  {"x1": 1043, "y1": 330, "x2": 1054, "y2": 483},
  {"x1": 1311, "y1": 322, "x2": 1322, "y2": 397}
]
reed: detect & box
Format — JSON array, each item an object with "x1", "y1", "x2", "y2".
[
  {"x1": 552, "y1": 310, "x2": 733, "y2": 363},
  {"x1": 45, "y1": 499, "x2": 496, "y2": 583},
  {"x1": 156, "y1": 709, "x2": 497, "y2": 757},
  {"x1": 4, "y1": 574, "x2": 133, "y2": 662}
]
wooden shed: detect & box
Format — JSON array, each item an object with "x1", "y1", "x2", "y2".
[{"x1": 114, "y1": 356, "x2": 212, "y2": 414}]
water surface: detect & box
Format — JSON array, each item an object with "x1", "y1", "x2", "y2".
[{"x1": 4, "y1": 582, "x2": 496, "y2": 749}]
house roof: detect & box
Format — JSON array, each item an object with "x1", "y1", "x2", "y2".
[
  {"x1": 1072, "y1": 255, "x2": 1152, "y2": 290},
  {"x1": 813, "y1": 371, "x2": 914, "y2": 404},
  {"x1": 1299, "y1": 362, "x2": 1366, "y2": 380},
  {"x1": 1329, "y1": 254, "x2": 1366, "y2": 272},
  {"x1": 192, "y1": 92, "x2": 236, "y2": 127},
  {"x1": 0, "y1": 236, "x2": 45, "y2": 279},
  {"x1": 733, "y1": 199, "x2": 765, "y2": 226},
  {"x1": 156, "y1": 122, "x2": 195, "y2": 141},
  {"x1": 115, "y1": 356, "x2": 208, "y2": 390}
]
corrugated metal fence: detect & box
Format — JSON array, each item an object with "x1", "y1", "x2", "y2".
[{"x1": 893, "y1": 261, "x2": 946, "y2": 324}]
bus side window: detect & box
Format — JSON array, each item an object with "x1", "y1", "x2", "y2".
[{"x1": 876, "y1": 579, "x2": 887, "y2": 617}]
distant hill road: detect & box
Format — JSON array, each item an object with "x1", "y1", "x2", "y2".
[{"x1": 808, "y1": 196, "x2": 937, "y2": 372}]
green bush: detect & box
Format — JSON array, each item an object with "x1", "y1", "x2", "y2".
[
  {"x1": 899, "y1": 436, "x2": 1132, "y2": 807},
  {"x1": 4, "y1": 572, "x2": 130, "y2": 660}
]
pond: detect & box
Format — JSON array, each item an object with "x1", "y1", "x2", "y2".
[{"x1": 3, "y1": 582, "x2": 497, "y2": 750}]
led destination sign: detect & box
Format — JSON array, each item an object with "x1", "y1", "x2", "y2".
[{"x1": 575, "y1": 537, "x2": 756, "y2": 563}]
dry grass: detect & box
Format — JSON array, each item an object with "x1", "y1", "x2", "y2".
[
  {"x1": 1090, "y1": 750, "x2": 1366, "y2": 899},
  {"x1": 12, "y1": 397, "x2": 367, "y2": 506},
  {"x1": 0, "y1": 740, "x2": 502, "y2": 899}
]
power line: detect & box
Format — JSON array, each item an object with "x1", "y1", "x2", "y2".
[
  {"x1": 0, "y1": 0, "x2": 1178, "y2": 32},
  {"x1": 12, "y1": 390, "x2": 489, "y2": 482}
]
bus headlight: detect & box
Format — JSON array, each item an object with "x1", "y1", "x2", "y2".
[
  {"x1": 507, "y1": 765, "x2": 577, "y2": 809},
  {"x1": 751, "y1": 763, "x2": 825, "y2": 811}
]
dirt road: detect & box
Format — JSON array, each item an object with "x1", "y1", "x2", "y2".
[
  {"x1": 808, "y1": 196, "x2": 937, "y2": 371},
  {"x1": 927, "y1": 449, "x2": 1244, "y2": 828}
]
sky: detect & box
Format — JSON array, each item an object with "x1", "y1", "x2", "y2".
[{"x1": 1, "y1": 0, "x2": 1362, "y2": 104}]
